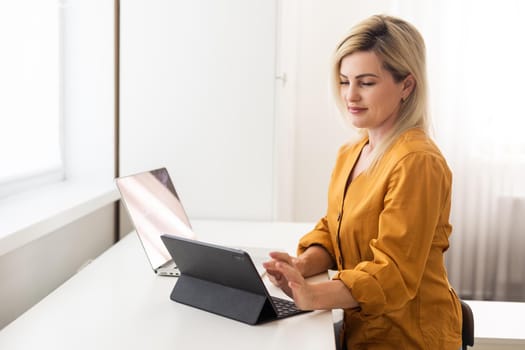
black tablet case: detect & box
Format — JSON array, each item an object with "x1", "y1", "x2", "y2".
[{"x1": 160, "y1": 234, "x2": 291, "y2": 325}]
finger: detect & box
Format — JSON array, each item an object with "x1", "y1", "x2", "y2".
[
  {"x1": 262, "y1": 260, "x2": 273, "y2": 270},
  {"x1": 275, "y1": 261, "x2": 303, "y2": 283},
  {"x1": 267, "y1": 274, "x2": 280, "y2": 285},
  {"x1": 263, "y1": 261, "x2": 282, "y2": 276},
  {"x1": 267, "y1": 272, "x2": 289, "y2": 290},
  {"x1": 263, "y1": 256, "x2": 286, "y2": 273},
  {"x1": 265, "y1": 269, "x2": 283, "y2": 280},
  {"x1": 269, "y1": 251, "x2": 294, "y2": 264}
]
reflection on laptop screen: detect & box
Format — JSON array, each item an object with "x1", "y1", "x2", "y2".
[{"x1": 116, "y1": 168, "x2": 195, "y2": 269}]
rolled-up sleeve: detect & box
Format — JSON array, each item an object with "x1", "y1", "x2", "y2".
[
  {"x1": 297, "y1": 216, "x2": 336, "y2": 259},
  {"x1": 333, "y1": 152, "x2": 451, "y2": 317}
]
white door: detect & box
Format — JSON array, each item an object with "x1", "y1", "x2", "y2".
[{"x1": 120, "y1": 0, "x2": 277, "y2": 220}]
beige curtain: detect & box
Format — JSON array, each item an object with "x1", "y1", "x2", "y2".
[{"x1": 414, "y1": 0, "x2": 525, "y2": 301}]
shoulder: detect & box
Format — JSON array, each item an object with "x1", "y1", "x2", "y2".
[
  {"x1": 382, "y1": 128, "x2": 451, "y2": 177},
  {"x1": 388, "y1": 128, "x2": 445, "y2": 162}
]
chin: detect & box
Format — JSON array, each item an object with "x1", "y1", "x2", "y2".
[{"x1": 350, "y1": 120, "x2": 367, "y2": 129}]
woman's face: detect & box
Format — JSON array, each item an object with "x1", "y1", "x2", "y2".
[{"x1": 339, "y1": 51, "x2": 409, "y2": 135}]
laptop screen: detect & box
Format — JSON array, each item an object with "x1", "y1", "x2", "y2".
[{"x1": 116, "y1": 168, "x2": 195, "y2": 269}]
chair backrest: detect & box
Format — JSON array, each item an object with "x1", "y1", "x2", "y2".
[{"x1": 460, "y1": 300, "x2": 474, "y2": 350}]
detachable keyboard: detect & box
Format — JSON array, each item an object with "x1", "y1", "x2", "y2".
[{"x1": 271, "y1": 296, "x2": 307, "y2": 318}]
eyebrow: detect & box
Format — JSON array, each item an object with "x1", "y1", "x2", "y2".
[{"x1": 339, "y1": 73, "x2": 380, "y2": 79}]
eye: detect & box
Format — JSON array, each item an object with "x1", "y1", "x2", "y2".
[
  {"x1": 339, "y1": 80, "x2": 349, "y2": 85},
  {"x1": 360, "y1": 81, "x2": 376, "y2": 87}
]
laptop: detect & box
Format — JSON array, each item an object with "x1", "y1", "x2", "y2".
[
  {"x1": 115, "y1": 167, "x2": 272, "y2": 277},
  {"x1": 160, "y1": 234, "x2": 311, "y2": 325},
  {"x1": 115, "y1": 168, "x2": 195, "y2": 276}
]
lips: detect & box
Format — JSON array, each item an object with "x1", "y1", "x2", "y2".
[{"x1": 347, "y1": 106, "x2": 367, "y2": 114}]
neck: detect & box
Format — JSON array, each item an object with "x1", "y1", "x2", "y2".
[
  {"x1": 366, "y1": 130, "x2": 385, "y2": 152},
  {"x1": 366, "y1": 110, "x2": 401, "y2": 151}
]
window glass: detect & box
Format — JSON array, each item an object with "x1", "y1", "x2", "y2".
[{"x1": 0, "y1": 1, "x2": 62, "y2": 195}]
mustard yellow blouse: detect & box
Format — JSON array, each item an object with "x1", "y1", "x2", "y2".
[{"x1": 298, "y1": 128, "x2": 462, "y2": 350}]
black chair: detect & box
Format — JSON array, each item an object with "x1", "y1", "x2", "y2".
[{"x1": 460, "y1": 300, "x2": 474, "y2": 350}]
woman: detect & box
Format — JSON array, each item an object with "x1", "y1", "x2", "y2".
[{"x1": 263, "y1": 15, "x2": 462, "y2": 349}]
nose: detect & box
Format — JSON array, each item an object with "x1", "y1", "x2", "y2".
[{"x1": 343, "y1": 83, "x2": 360, "y2": 103}]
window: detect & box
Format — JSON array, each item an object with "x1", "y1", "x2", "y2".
[{"x1": 0, "y1": 0, "x2": 63, "y2": 197}]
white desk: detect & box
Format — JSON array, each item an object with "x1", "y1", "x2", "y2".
[
  {"x1": 464, "y1": 300, "x2": 525, "y2": 350},
  {"x1": 0, "y1": 220, "x2": 335, "y2": 350},
  {"x1": 3, "y1": 220, "x2": 524, "y2": 350}
]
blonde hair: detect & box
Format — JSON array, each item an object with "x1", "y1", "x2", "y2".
[{"x1": 332, "y1": 15, "x2": 429, "y2": 169}]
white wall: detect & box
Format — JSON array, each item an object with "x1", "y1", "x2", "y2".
[
  {"x1": 0, "y1": 205, "x2": 115, "y2": 329},
  {"x1": 281, "y1": 0, "x2": 398, "y2": 221},
  {"x1": 120, "y1": 0, "x2": 277, "y2": 221}
]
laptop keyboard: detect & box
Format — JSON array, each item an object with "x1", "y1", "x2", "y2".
[{"x1": 271, "y1": 296, "x2": 305, "y2": 318}]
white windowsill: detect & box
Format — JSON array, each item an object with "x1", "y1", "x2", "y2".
[{"x1": 0, "y1": 181, "x2": 120, "y2": 257}]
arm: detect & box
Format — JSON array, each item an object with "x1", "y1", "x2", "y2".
[
  {"x1": 296, "y1": 245, "x2": 335, "y2": 277},
  {"x1": 272, "y1": 259, "x2": 358, "y2": 310}
]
